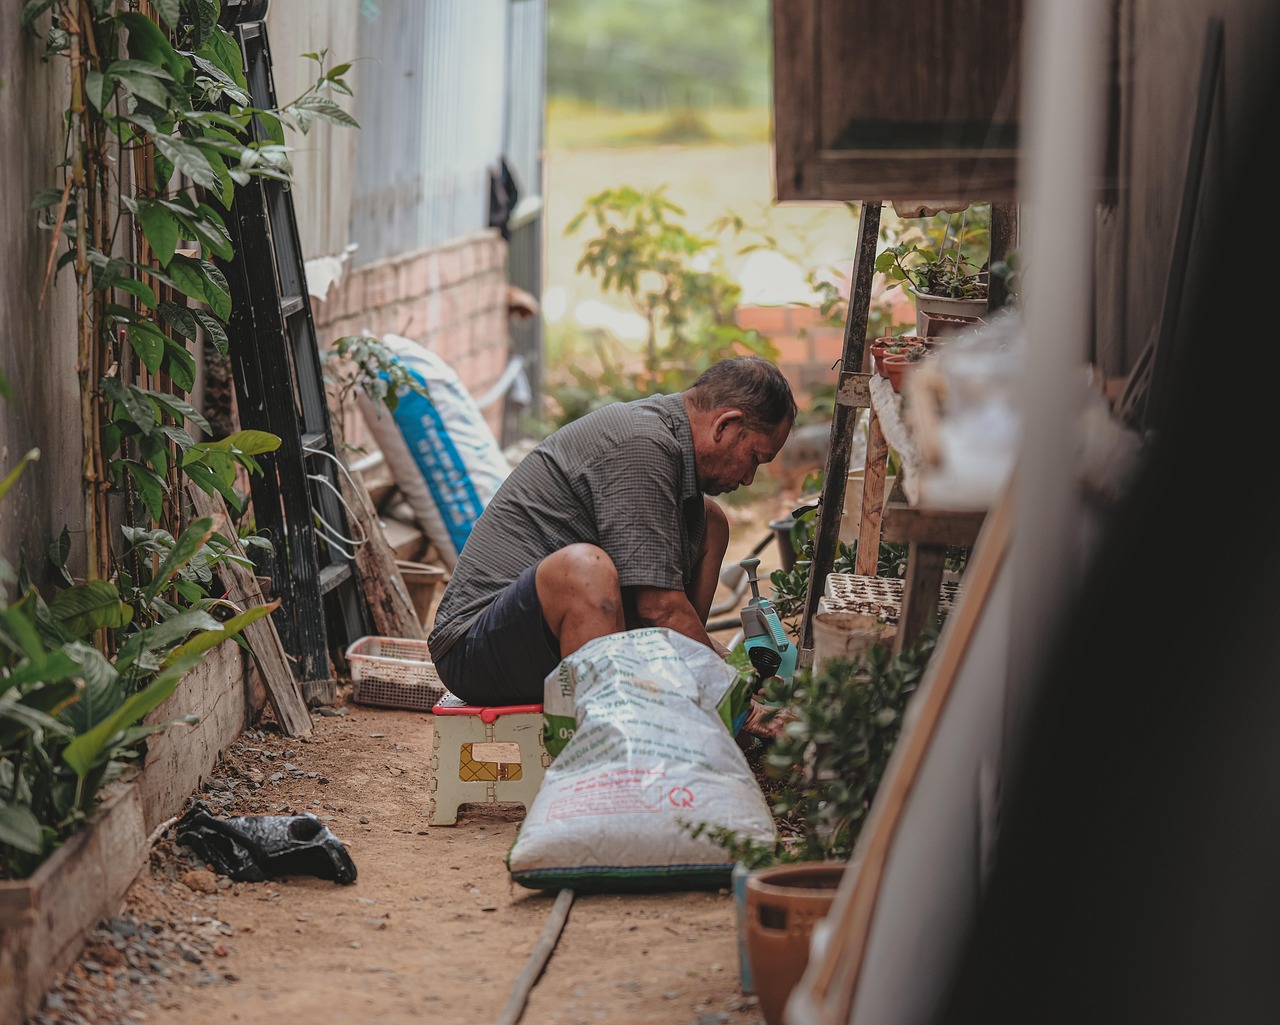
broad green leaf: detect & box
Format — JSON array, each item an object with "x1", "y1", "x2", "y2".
[
  {"x1": 164, "y1": 338, "x2": 196, "y2": 392},
  {"x1": 182, "y1": 461, "x2": 242, "y2": 511},
  {"x1": 61, "y1": 654, "x2": 199, "y2": 780},
  {"x1": 48, "y1": 526, "x2": 73, "y2": 586},
  {"x1": 135, "y1": 199, "x2": 181, "y2": 265},
  {"x1": 84, "y1": 69, "x2": 112, "y2": 111},
  {"x1": 115, "y1": 69, "x2": 173, "y2": 109},
  {"x1": 48, "y1": 580, "x2": 132, "y2": 636},
  {"x1": 122, "y1": 461, "x2": 167, "y2": 521},
  {"x1": 159, "y1": 299, "x2": 199, "y2": 340},
  {"x1": 128, "y1": 610, "x2": 222, "y2": 655},
  {"x1": 55, "y1": 662, "x2": 121, "y2": 735},
  {"x1": 119, "y1": 12, "x2": 188, "y2": 83},
  {"x1": 201, "y1": 31, "x2": 248, "y2": 91},
  {"x1": 112, "y1": 276, "x2": 159, "y2": 308},
  {"x1": 0, "y1": 650, "x2": 81, "y2": 690},
  {"x1": 205, "y1": 430, "x2": 281, "y2": 456},
  {"x1": 143, "y1": 516, "x2": 216, "y2": 606},
  {"x1": 143, "y1": 389, "x2": 211, "y2": 434},
  {"x1": 291, "y1": 94, "x2": 360, "y2": 130},
  {"x1": 167, "y1": 601, "x2": 277, "y2": 664},
  {"x1": 159, "y1": 197, "x2": 233, "y2": 261},
  {"x1": 193, "y1": 309, "x2": 229, "y2": 356},
  {"x1": 157, "y1": 423, "x2": 195, "y2": 450},
  {"x1": 104, "y1": 381, "x2": 158, "y2": 436},
  {"x1": 168, "y1": 255, "x2": 232, "y2": 320},
  {"x1": 126, "y1": 322, "x2": 166, "y2": 373},
  {"x1": 0, "y1": 805, "x2": 44, "y2": 856},
  {"x1": 152, "y1": 133, "x2": 219, "y2": 191},
  {"x1": 61, "y1": 641, "x2": 116, "y2": 693},
  {"x1": 153, "y1": 0, "x2": 180, "y2": 29},
  {"x1": 0, "y1": 448, "x2": 39, "y2": 503}
]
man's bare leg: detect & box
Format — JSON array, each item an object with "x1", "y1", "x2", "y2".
[
  {"x1": 687, "y1": 498, "x2": 730, "y2": 623},
  {"x1": 535, "y1": 543, "x2": 625, "y2": 657}
]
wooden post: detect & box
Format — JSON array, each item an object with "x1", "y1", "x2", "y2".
[{"x1": 330, "y1": 417, "x2": 426, "y2": 641}]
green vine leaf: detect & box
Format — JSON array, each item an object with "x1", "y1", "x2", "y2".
[
  {"x1": 135, "y1": 198, "x2": 181, "y2": 265},
  {"x1": 193, "y1": 309, "x2": 228, "y2": 355},
  {"x1": 48, "y1": 526, "x2": 73, "y2": 586},
  {"x1": 0, "y1": 806, "x2": 44, "y2": 856},
  {"x1": 200, "y1": 30, "x2": 249, "y2": 92},
  {"x1": 163, "y1": 337, "x2": 196, "y2": 391},
  {"x1": 143, "y1": 516, "x2": 216, "y2": 607},
  {"x1": 151, "y1": 133, "x2": 219, "y2": 191},
  {"x1": 158, "y1": 299, "x2": 198, "y2": 340},
  {"x1": 202, "y1": 430, "x2": 281, "y2": 456},
  {"x1": 142, "y1": 389, "x2": 211, "y2": 434},
  {"x1": 122, "y1": 462, "x2": 167, "y2": 521},
  {"x1": 288, "y1": 94, "x2": 360, "y2": 131},
  {"x1": 152, "y1": 0, "x2": 180, "y2": 29},
  {"x1": 126, "y1": 322, "x2": 167, "y2": 374},
  {"x1": 102, "y1": 380, "x2": 158, "y2": 437},
  {"x1": 118, "y1": 12, "x2": 189, "y2": 84},
  {"x1": 166, "y1": 255, "x2": 231, "y2": 319},
  {"x1": 112, "y1": 276, "x2": 159, "y2": 309}
]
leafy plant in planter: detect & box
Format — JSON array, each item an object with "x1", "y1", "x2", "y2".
[
  {"x1": 875, "y1": 205, "x2": 990, "y2": 301},
  {"x1": 687, "y1": 631, "x2": 938, "y2": 867}
]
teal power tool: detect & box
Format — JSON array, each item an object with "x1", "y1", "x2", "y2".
[{"x1": 738, "y1": 556, "x2": 798, "y2": 689}]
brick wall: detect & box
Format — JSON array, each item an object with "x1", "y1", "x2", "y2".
[
  {"x1": 312, "y1": 231, "x2": 511, "y2": 443},
  {"x1": 736, "y1": 303, "x2": 848, "y2": 409}
]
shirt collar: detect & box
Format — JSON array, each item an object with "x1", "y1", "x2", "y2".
[{"x1": 661, "y1": 392, "x2": 700, "y2": 503}]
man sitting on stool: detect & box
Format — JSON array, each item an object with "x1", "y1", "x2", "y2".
[{"x1": 427, "y1": 356, "x2": 796, "y2": 738}]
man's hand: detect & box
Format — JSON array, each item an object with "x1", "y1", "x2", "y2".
[{"x1": 741, "y1": 697, "x2": 795, "y2": 741}]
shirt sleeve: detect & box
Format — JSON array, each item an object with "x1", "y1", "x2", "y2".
[{"x1": 576, "y1": 436, "x2": 689, "y2": 591}]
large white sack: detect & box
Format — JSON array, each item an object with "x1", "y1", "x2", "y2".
[
  {"x1": 356, "y1": 333, "x2": 510, "y2": 569},
  {"x1": 508, "y1": 628, "x2": 777, "y2": 892}
]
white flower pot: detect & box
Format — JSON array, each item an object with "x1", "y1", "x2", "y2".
[{"x1": 910, "y1": 287, "x2": 988, "y2": 336}]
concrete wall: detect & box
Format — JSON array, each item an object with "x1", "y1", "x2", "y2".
[{"x1": 0, "y1": 18, "x2": 85, "y2": 588}]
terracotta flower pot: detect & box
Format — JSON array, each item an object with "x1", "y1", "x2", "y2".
[
  {"x1": 880, "y1": 351, "x2": 925, "y2": 393},
  {"x1": 744, "y1": 861, "x2": 847, "y2": 1025}
]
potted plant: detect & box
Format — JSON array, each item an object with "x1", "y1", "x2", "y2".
[
  {"x1": 688, "y1": 636, "x2": 939, "y2": 1025},
  {"x1": 875, "y1": 206, "x2": 991, "y2": 333},
  {"x1": 879, "y1": 340, "x2": 931, "y2": 393}
]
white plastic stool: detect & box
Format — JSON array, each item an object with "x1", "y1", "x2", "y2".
[{"x1": 428, "y1": 693, "x2": 550, "y2": 826}]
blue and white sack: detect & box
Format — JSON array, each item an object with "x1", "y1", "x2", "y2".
[{"x1": 356, "y1": 333, "x2": 511, "y2": 568}]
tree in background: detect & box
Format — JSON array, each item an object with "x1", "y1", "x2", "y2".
[{"x1": 547, "y1": 0, "x2": 771, "y2": 110}]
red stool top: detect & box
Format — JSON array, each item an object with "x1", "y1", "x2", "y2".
[{"x1": 432, "y1": 693, "x2": 543, "y2": 724}]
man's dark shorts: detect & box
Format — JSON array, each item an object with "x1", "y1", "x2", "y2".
[{"x1": 433, "y1": 562, "x2": 560, "y2": 706}]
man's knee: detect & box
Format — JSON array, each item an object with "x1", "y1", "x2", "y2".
[{"x1": 537, "y1": 543, "x2": 620, "y2": 596}]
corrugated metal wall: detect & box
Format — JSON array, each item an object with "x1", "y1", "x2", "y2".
[
  {"x1": 350, "y1": 0, "x2": 512, "y2": 265},
  {"x1": 503, "y1": 0, "x2": 546, "y2": 443}
]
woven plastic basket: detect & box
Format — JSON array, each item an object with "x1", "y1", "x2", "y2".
[{"x1": 345, "y1": 635, "x2": 445, "y2": 711}]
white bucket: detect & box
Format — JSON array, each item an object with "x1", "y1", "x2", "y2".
[{"x1": 811, "y1": 611, "x2": 896, "y2": 675}]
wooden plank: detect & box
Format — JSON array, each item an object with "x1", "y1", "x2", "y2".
[
  {"x1": 793, "y1": 484, "x2": 1014, "y2": 1025},
  {"x1": 853, "y1": 409, "x2": 889, "y2": 576},
  {"x1": 0, "y1": 782, "x2": 147, "y2": 1023},
  {"x1": 880, "y1": 505, "x2": 987, "y2": 547},
  {"x1": 138, "y1": 640, "x2": 257, "y2": 830},
  {"x1": 331, "y1": 417, "x2": 426, "y2": 641},
  {"x1": 895, "y1": 543, "x2": 947, "y2": 653},
  {"x1": 187, "y1": 486, "x2": 313, "y2": 737}
]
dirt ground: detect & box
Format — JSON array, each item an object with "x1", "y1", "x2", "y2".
[{"x1": 31, "y1": 491, "x2": 813, "y2": 1025}]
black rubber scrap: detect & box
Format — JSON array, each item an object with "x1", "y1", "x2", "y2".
[{"x1": 174, "y1": 800, "x2": 358, "y2": 884}]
